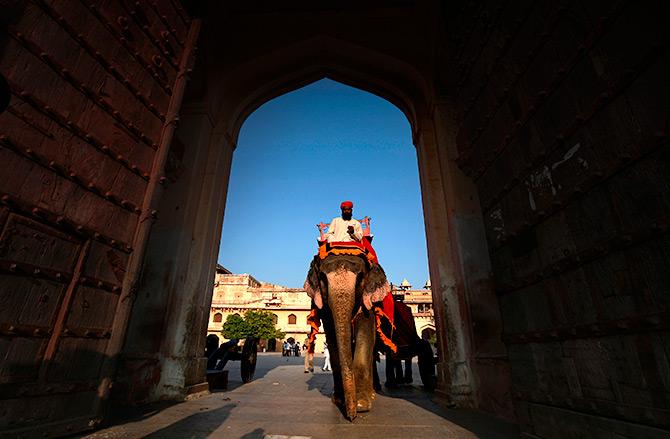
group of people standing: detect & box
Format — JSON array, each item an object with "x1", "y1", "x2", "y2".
[{"x1": 281, "y1": 340, "x2": 301, "y2": 357}]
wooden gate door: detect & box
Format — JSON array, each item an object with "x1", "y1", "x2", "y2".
[{"x1": 0, "y1": 1, "x2": 198, "y2": 436}]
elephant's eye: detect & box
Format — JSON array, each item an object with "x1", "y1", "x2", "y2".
[{"x1": 356, "y1": 272, "x2": 365, "y2": 289}]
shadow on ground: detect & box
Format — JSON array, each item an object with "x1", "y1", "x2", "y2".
[
  {"x1": 101, "y1": 400, "x2": 182, "y2": 430},
  {"x1": 306, "y1": 357, "x2": 519, "y2": 438},
  {"x1": 239, "y1": 428, "x2": 266, "y2": 439},
  {"x1": 141, "y1": 404, "x2": 236, "y2": 438},
  {"x1": 221, "y1": 352, "x2": 305, "y2": 392},
  {"x1": 82, "y1": 353, "x2": 518, "y2": 438},
  {"x1": 381, "y1": 385, "x2": 519, "y2": 438}
]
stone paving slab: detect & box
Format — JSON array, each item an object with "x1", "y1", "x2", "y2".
[{"x1": 79, "y1": 353, "x2": 519, "y2": 439}]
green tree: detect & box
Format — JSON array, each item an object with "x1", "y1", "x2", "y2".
[
  {"x1": 221, "y1": 314, "x2": 249, "y2": 339},
  {"x1": 221, "y1": 310, "x2": 285, "y2": 340},
  {"x1": 244, "y1": 310, "x2": 285, "y2": 339}
]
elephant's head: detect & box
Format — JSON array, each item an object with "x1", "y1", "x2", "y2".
[
  {"x1": 304, "y1": 254, "x2": 389, "y2": 311},
  {"x1": 304, "y1": 254, "x2": 389, "y2": 419}
]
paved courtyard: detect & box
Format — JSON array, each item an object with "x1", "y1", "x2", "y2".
[{"x1": 79, "y1": 353, "x2": 519, "y2": 439}]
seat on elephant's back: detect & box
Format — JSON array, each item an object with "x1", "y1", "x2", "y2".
[{"x1": 317, "y1": 239, "x2": 378, "y2": 265}]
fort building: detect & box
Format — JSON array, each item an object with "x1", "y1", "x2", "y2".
[
  {"x1": 391, "y1": 278, "x2": 436, "y2": 341},
  {"x1": 207, "y1": 265, "x2": 323, "y2": 353}
]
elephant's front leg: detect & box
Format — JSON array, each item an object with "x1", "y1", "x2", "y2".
[
  {"x1": 352, "y1": 312, "x2": 376, "y2": 412},
  {"x1": 323, "y1": 315, "x2": 344, "y2": 404}
]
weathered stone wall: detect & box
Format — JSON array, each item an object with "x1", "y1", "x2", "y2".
[
  {"x1": 0, "y1": 0, "x2": 192, "y2": 435},
  {"x1": 440, "y1": 1, "x2": 670, "y2": 436}
]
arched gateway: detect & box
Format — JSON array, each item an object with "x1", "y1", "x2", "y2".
[
  {"x1": 1, "y1": 2, "x2": 667, "y2": 438},
  {"x1": 119, "y1": 7, "x2": 508, "y2": 421}
]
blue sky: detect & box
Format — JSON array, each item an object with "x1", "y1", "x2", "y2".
[{"x1": 218, "y1": 78, "x2": 429, "y2": 289}]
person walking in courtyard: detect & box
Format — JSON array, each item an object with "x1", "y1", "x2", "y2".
[
  {"x1": 303, "y1": 337, "x2": 314, "y2": 373},
  {"x1": 321, "y1": 342, "x2": 331, "y2": 371}
]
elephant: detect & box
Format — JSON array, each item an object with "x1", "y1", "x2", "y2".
[
  {"x1": 374, "y1": 300, "x2": 437, "y2": 390},
  {"x1": 304, "y1": 253, "x2": 390, "y2": 420}
]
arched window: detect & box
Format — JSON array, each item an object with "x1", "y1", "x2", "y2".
[
  {"x1": 213, "y1": 313, "x2": 222, "y2": 323},
  {"x1": 288, "y1": 314, "x2": 296, "y2": 324},
  {"x1": 271, "y1": 313, "x2": 278, "y2": 325}
]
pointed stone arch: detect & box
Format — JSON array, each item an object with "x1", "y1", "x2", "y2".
[
  {"x1": 209, "y1": 34, "x2": 432, "y2": 147},
  {"x1": 119, "y1": 14, "x2": 511, "y2": 422},
  {"x1": 419, "y1": 325, "x2": 436, "y2": 341}
]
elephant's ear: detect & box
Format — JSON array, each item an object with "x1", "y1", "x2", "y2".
[
  {"x1": 304, "y1": 256, "x2": 323, "y2": 309},
  {"x1": 363, "y1": 263, "x2": 390, "y2": 310}
]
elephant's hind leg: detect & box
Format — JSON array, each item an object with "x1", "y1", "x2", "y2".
[{"x1": 353, "y1": 313, "x2": 376, "y2": 412}]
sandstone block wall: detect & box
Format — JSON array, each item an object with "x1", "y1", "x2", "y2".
[
  {"x1": 0, "y1": 1, "x2": 189, "y2": 434},
  {"x1": 440, "y1": 1, "x2": 670, "y2": 436}
]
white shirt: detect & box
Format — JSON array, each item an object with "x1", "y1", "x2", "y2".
[{"x1": 324, "y1": 217, "x2": 363, "y2": 242}]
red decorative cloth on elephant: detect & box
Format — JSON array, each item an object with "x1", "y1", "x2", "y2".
[
  {"x1": 306, "y1": 308, "x2": 320, "y2": 354},
  {"x1": 317, "y1": 240, "x2": 378, "y2": 265}
]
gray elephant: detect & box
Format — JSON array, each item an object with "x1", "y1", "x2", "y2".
[{"x1": 304, "y1": 253, "x2": 390, "y2": 420}]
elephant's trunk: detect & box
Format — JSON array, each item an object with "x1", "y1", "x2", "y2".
[{"x1": 326, "y1": 267, "x2": 358, "y2": 420}]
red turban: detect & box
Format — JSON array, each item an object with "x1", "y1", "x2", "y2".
[{"x1": 340, "y1": 200, "x2": 353, "y2": 209}]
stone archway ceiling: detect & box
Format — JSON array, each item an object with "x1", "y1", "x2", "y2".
[
  {"x1": 221, "y1": 42, "x2": 429, "y2": 142},
  {"x1": 194, "y1": 1, "x2": 439, "y2": 146}
]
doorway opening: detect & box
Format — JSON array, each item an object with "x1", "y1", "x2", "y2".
[{"x1": 209, "y1": 78, "x2": 431, "y2": 362}]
